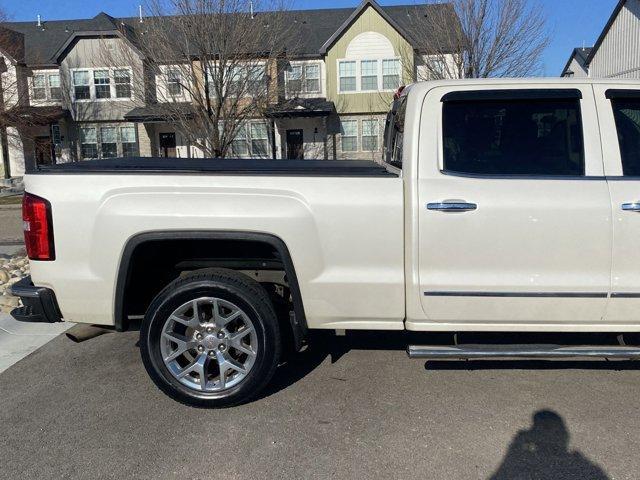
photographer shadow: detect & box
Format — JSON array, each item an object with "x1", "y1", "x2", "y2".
[{"x1": 490, "y1": 410, "x2": 609, "y2": 480}]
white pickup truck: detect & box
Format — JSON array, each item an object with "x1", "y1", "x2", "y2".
[{"x1": 11, "y1": 78, "x2": 640, "y2": 406}]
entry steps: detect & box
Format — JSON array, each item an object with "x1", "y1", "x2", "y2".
[{"x1": 407, "y1": 344, "x2": 640, "y2": 360}]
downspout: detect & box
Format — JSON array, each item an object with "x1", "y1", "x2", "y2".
[
  {"x1": 1, "y1": 127, "x2": 9, "y2": 179},
  {"x1": 270, "y1": 119, "x2": 277, "y2": 159}
]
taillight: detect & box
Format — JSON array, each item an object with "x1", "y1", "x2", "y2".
[{"x1": 22, "y1": 192, "x2": 55, "y2": 261}]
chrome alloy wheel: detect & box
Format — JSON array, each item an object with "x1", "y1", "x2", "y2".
[{"x1": 160, "y1": 297, "x2": 258, "y2": 392}]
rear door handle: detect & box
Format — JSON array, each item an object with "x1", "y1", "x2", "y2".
[
  {"x1": 427, "y1": 202, "x2": 477, "y2": 212},
  {"x1": 622, "y1": 202, "x2": 640, "y2": 212}
]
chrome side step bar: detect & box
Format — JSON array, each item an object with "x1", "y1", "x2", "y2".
[{"x1": 407, "y1": 344, "x2": 640, "y2": 360}]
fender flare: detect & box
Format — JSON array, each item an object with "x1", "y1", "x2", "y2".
[{"x1": 114, "y1": 230, "x2": 308, "y2": 336}]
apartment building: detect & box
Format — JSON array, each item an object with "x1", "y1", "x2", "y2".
[{"x1": 0, "y1": 0, "x2": 459, "y2": 177}]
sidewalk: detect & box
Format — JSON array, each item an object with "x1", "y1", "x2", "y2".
[{"x1": 0, "y1": 313, "x2": 72, "y2": 373}]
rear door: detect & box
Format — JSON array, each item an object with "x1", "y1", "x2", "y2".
[
  {"x1": 414, "y1": 85, "x2": 612, "y2": 328},
  {"x1": 595, "y1": 86, "x2": 640, "y2": 325}
]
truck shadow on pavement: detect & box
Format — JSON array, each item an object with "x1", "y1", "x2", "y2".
[
  {"x1": 489, "y1": 410, "x2": 610, "y2": 480},
  {"x1": 258, "y1": 330, "x2": 640, "y2": 400}
]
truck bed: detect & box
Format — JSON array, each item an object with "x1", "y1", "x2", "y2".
[{"x1": 34, "y1": 157, "x2": 397, "y2": 177}]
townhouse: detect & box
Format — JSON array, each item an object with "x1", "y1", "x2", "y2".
[
  {"x1": 0, "y1": 0, "x2": 459, "y2": 178},
  {"x1": 561, "y1": 0, "x2": 640, "y2": 78}
]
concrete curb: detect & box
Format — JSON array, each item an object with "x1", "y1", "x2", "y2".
[{"x1": 0, "y1": 204, "x2": 22, "y2": 211}]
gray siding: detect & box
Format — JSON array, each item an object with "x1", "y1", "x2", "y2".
[
  {"x1": 564, "y1": 58, "x2": 589, "y2": 78},
  {"x1": 590, "y1": 0, "x2": 640, "y2": 78},
  {"x1": 60, "y1": 37, "x2": 144, "y2": 121}
]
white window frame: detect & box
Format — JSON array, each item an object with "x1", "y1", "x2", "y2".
[
  {"x1": 339, "y1": 117, "x2": 382, "y2": 153},
  {"x1": 340, "y1": 119, "x2": 358, "y2": 152},
  {"x1": 166, "y1": 67, "x2": 183, "y2": 97},
  {"x1": 30, "y1": 70, "x2": 62, "y2": 103},
  {"x1": 337, "y1": 58, "x2": 401, "y2": 94},
  {"x1": 229, "y1": 121, "x2": 270, "y2": 157},
  {"x1": 70, "y1": 67, "x2": 134, "y2": 102},
  {"x1": 361, "y1": 118, "x2": 380, "y2": 152},
  {"x1": 206, "y1": 61, "x2": 267, "y2": 99},
  {"x1": 285, "y1": 61, "x2": 322, "y2": 96},
  {"x1": 78, "y1": 123, "x2": 139, "y2": 159}
]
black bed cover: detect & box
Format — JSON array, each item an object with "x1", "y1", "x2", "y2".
[{"x1": 34, "y1": 157, "x2": 397, "y2": 177}]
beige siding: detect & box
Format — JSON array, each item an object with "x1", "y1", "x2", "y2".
[
  {"x1": 326, "y1": 5, "x2": 414, "y2": 114},
  {"x1": 590, "y1": 0, "x2": 640, "y2": 78}
]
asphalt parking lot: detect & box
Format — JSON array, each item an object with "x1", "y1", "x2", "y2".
[{"x1": 1, "y1": 329, "x2": 639, "y2": 479}]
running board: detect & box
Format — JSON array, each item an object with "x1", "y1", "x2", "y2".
[{"x1": 407, "y1": 344, "x2": 640, "y2": 360}]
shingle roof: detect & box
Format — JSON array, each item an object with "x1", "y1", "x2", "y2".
[{"x1": 0, "y1": 2, "x2": 459, "y2": 65}]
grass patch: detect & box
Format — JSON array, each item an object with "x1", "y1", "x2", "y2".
[{"x1": 0, "y1": 195, "x2": 22, "y2": 205}]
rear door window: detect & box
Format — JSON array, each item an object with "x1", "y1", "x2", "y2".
[
  {"x1": 610, "y1": 97, "x2": 640, "y2": 176},
  {"x1": 442, "y1": 91, "x2": 585, "y2": 176}
]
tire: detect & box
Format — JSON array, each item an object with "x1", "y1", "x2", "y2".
[{"x1": 140, "y1": 268, "x2": 281, "y2": 407}]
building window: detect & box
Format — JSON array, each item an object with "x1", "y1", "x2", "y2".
[
  {"x1": 120, "y1": 126, "x2": 138, "y2": 156},
  {"x1": 286, "y1": 63, "x2": 321, "y2": 95},
  {"x1": 361, "y1": 60, "x2": 378, "y2": 91},
  {"x1": 94, "y1": 70, "x2": 111, "y2": 99},
  {"x1": 339, "y1": 61, "x2": 356, "y2": 92},
  {"x1": 166, "y1": 68, "x2": 182, "y2": 97},
  {"x1": 114, "y1": 69, "x2": 132, "y2": 98},
  {"x1": 51, "y1": 124, "x2": 61, "y2": 145},
  {"x1": 382, "y1": 59, "x2": 400, "y2": 90},
  {"x1": 32, "y1": 75, "x2": 47, "y2": 100},
  {"x1": 73, "y1": 71, "x2": 91, "y2": 100},
  {"x1": 287, "y1": 65, "x2": 302, "y2": 94},
  {"x1": 362, "y1": 119, "x2": 379, "y2": 151},
  {"x1": 304, "y1": 64, "x2": 320, "y2": 93},
  {"x1": 48, "y1": 74, "x2": 61, "y2": 100},
  {"x1": 427, "y1": 58, "x2": 446, "y2": 78},
  {"x1": 231, "y1": 124, "x2": 249, "y2": 156},
  {"x1": 250, "y1": 123, "x2": 269, "y2": 156},
  {"x1": 248, "y1": 65, "x2": 266, "y2": 95},
  {"x1": 80, "y1": 127, "x2": 98, "y2": 159},
  {"x1": 341, "y1": 120, "x2": 358, "y2": 152},
  {"x1": 100, "y1": 127, "x2": 118, "y2": 158}
]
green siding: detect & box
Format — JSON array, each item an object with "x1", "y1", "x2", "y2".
[{"x1": 326, "y1": 6, "x2": 414, "y2": 114}]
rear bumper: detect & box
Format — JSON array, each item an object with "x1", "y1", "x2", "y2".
[{"x1": 8, "y1": 276, "x2": 63, "y2": 323}]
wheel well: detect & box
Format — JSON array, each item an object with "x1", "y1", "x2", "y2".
[{"x1": 115, "y1": 232, "x2": 307, "y2": 339}]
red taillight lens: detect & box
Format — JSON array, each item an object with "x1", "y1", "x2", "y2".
[{"x1": 22, "y1": 193, "x2": 55, "y2": 261}]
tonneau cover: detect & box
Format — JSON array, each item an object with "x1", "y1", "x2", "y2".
[{"x1": 34, "y1": 157, "x2": 397, "y2": 177}]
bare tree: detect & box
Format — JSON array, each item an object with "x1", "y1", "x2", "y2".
[
  {"x1": 404, "y1": 0, "x2": 549, "y2": 80},
  {"x1": 101, "y1": 0, "x2": 293, "y2": 158}
]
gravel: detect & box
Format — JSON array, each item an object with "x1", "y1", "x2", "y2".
[{"x1": 0, "y1": 249, "x2": 28, "y2": 313}]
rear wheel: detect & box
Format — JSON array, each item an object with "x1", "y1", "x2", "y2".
[{"x1": 140, "y1": 269, "x2": 281, "y2": 407}]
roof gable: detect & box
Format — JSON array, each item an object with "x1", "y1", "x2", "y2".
[{"x1": 319, "y1": 0, "x2": 412, "y2": 54}]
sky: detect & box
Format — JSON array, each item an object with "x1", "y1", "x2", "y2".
[{"x1": 0, "y1": 0, "x2": 621, "y2": 75}]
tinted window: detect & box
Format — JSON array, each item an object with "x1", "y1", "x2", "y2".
[
  {"x1": 442, "y1": 98, "x2": 584, "y2": 176},
  {"x1": 611, "y1": 99, "x2": 640, "y2": 176}
]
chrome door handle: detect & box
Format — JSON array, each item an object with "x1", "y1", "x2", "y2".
[
  {"x1": 622, "y1": 202, "x2": 640, "y2": 212},
  {"x1": 427, "y1": 202, "x2": 477, "y2": 212}
]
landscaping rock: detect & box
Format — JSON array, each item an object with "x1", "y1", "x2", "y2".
[{"x1": 0, "y1": 252, "x2": 29, "y2": 311}]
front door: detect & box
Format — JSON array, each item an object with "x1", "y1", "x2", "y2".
[
  {"x1": 159, "y1": 132, "x2": 177, "y2": 158},
  {"x1": 286, "y1": 129, "x2": 304, "y2": 159},
  {"x1": 416, "y1": 86, "x2": 611, "y2": 327},
  {"x1": 34, "y1": 136, "x2": 54, "y2": 166},
  {"x1": 595, "y1": 86, "x2": 640, "y2": 323}
]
